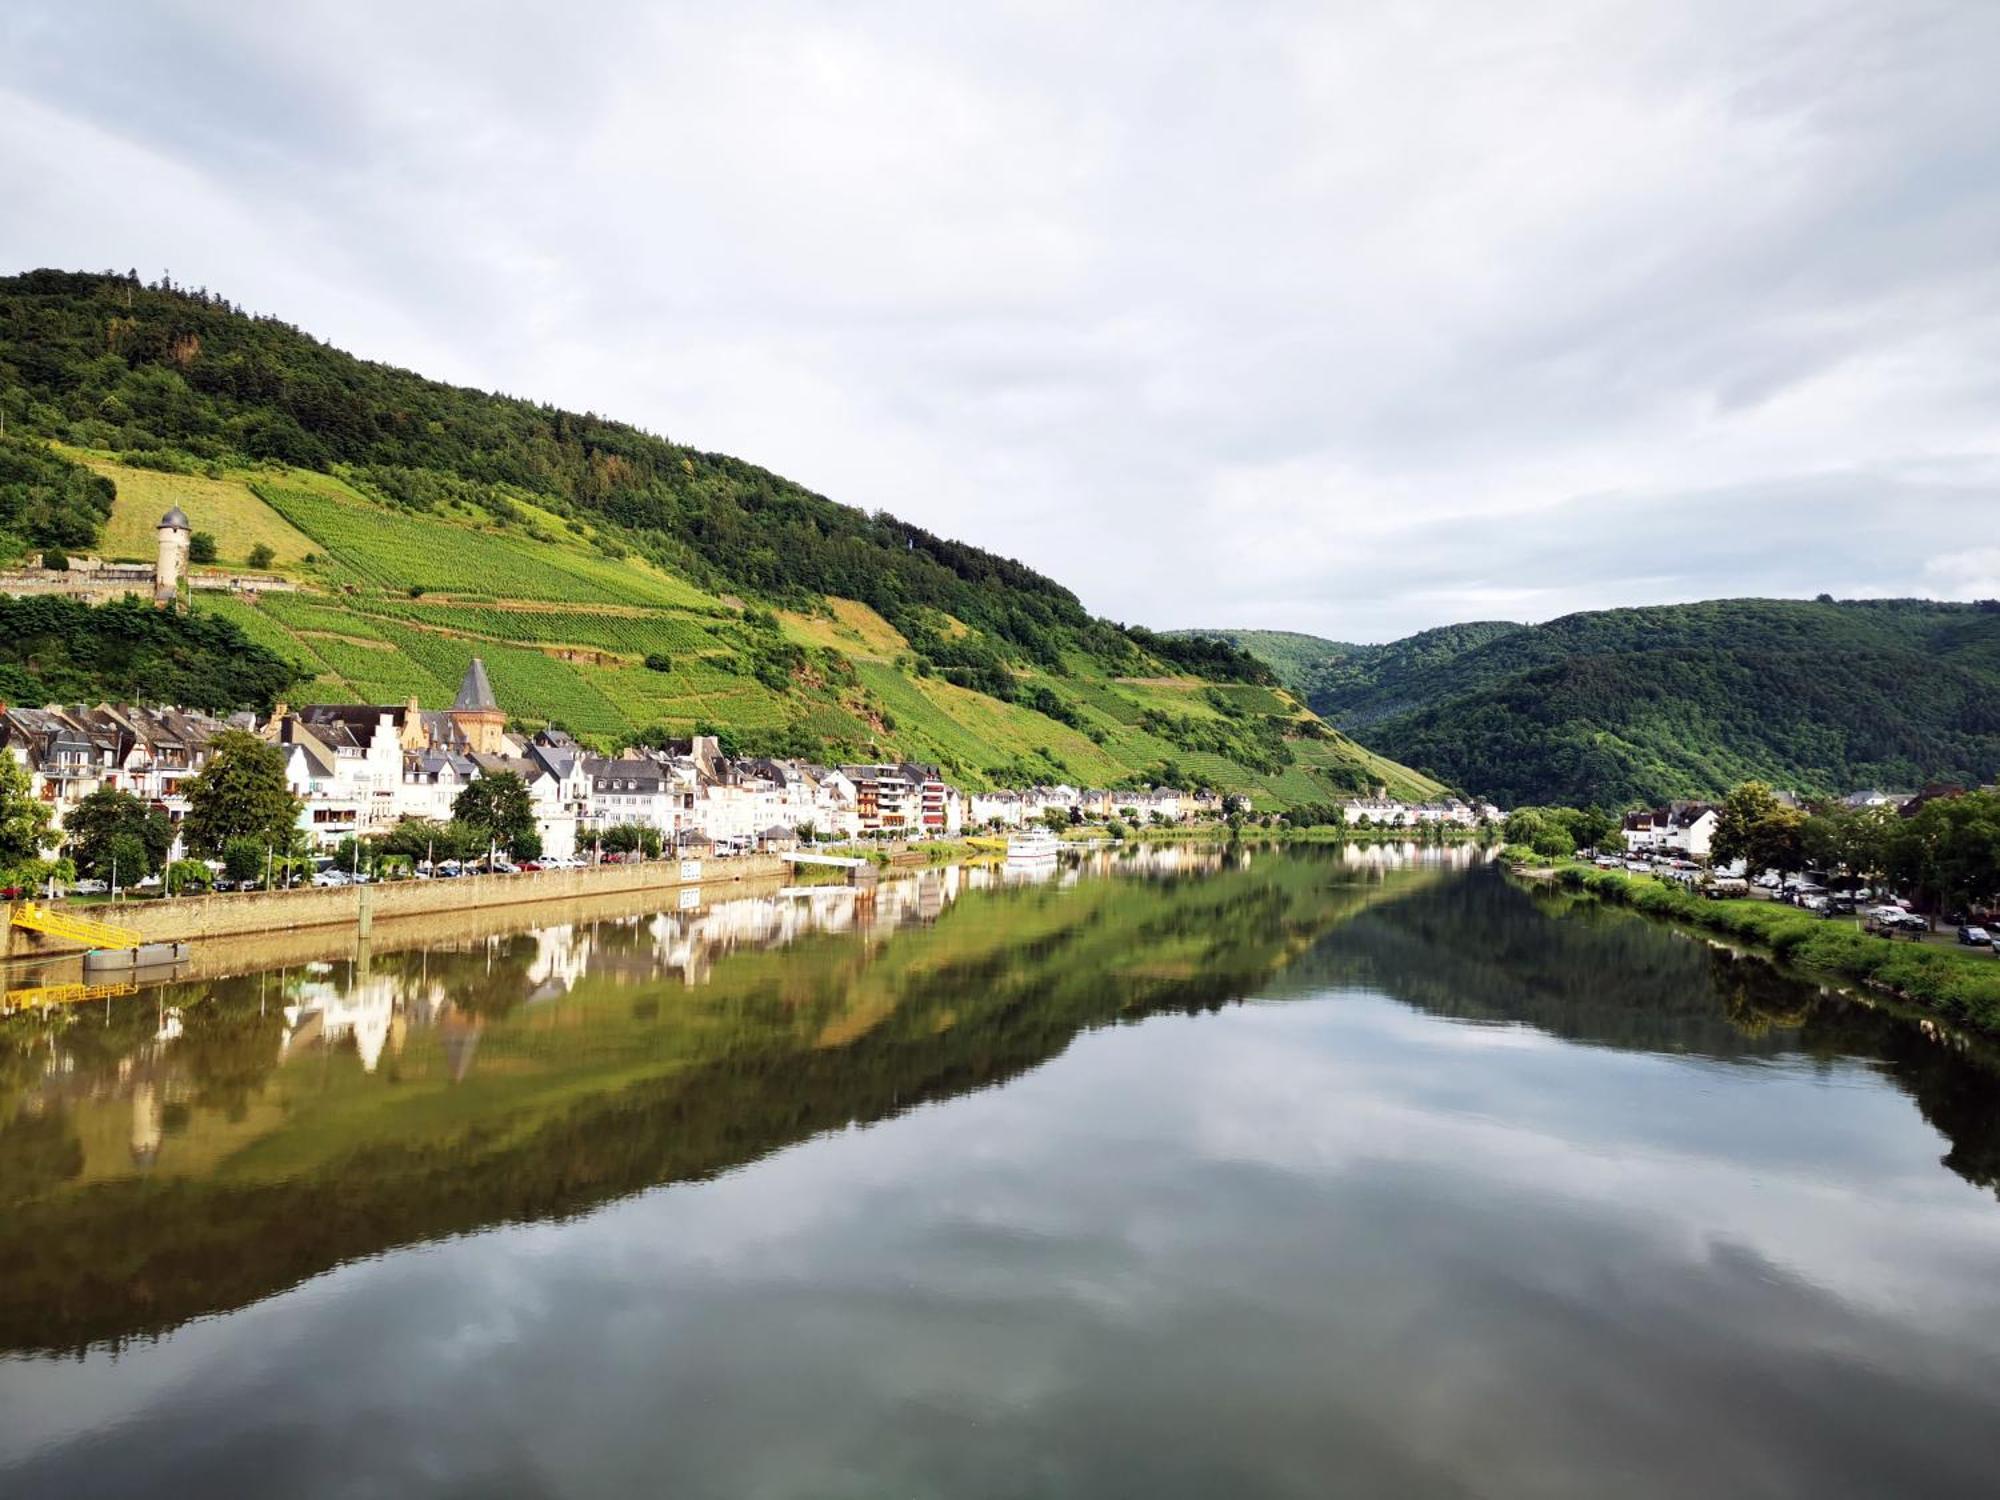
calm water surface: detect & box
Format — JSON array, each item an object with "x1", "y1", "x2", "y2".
[{"x1": 4, "y1": 846, "x2": 1999, "y2": 1498}]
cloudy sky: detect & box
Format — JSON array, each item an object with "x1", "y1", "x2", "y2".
[{"x1": 4, "y1": 0, "x2": 1999, "y2": 640}]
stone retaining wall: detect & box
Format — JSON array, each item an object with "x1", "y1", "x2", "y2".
[{"x1": 3, "y1": 855, "x2": 787, "y2": 964}]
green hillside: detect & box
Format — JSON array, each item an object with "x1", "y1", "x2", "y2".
[
  {"x1": 0, "y1": 269, "x2": 1440, "y2": 803},
  {"x1": 1191, "y1": 600, "x2": 2000, "y2": 807},
  {"x1": 1185, "y1": 623, "x2": 1523, "y2": 722}
]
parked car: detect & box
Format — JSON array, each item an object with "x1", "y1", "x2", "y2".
[
  {"x1": 72, "y1": 878, "x2": 108, "y2": 895},
  {"x1": 1957, "y1": 925, "x2": 1990, "y2": 946},
  {"x1": 312, "y1": 870, "x2": 350, "y2": 888}
]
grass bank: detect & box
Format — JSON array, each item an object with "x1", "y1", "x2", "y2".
[{"x1": 1510, "y1": 856, "x2": 2000, "y2": 1038}]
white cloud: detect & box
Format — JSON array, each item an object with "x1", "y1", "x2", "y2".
[{"x1": 3, "y1": 0, "x2": 1998, "y2": 638}]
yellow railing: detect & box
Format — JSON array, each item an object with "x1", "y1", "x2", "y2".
[
  {"x1": 1, "y1": 980, "x2": 139, "y2": 1014},
  {"x1": 9, "y1": 901, "x2": 145, "y2": 950}
]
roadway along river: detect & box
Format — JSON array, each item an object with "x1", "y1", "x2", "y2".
[{"x1": 3, "y1": 844, "x2": 1998, "y2": 1497}]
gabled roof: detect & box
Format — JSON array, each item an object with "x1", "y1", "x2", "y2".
[{"x1": 453, "y1": 658, "x2": 500, "y2": 713}]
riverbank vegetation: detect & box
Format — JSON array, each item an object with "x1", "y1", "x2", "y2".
[{"x1": 1511, "y1": 857, "x2": 2000, "y2": 1039}]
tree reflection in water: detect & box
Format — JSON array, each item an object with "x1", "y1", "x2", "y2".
[{"x1": 0, "y1": 847, "x2": 1994, "y2": 1356}]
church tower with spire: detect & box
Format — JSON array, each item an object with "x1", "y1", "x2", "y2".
[{"x1": 450, "y1": 657, "x2": 506, "y2": 754}]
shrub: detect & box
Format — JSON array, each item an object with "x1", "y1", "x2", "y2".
[
  {"x1": 189, "y1": 531, "x2": 218, "y2": 564},
  {"x1": 246, "y1": 542, "x2": 275, "y2": 569},
  {"x1": 644, "y1": 652, "x2": 673, "y2": 673},
  {"x1": 40, "y1": 548, "x2": 67, "y2": 571}
]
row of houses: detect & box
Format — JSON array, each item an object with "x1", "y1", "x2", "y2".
[
  {"x1": 3, "y1": 659, "x2": 1266, "y2": 861},
  {"x1": 0, "y1": 663, "x2": 1000, "y2": 859},
  {"x1": 266, "y1": 663, "x2": 971, "y2": 856},
  {"x1": 965, "y1": 784, "x2": 1234, "y2": 827},
  {"x1": 1334, "y1": 796, "x2": 1494, "y2": 828}
]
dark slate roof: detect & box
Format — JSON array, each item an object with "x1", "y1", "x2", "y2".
[
  {"x1": 159, "y1": 506, "x2": 190, "y2": 531},
  {"x1": 453, "y1": 658, "x2": 500, "y2": 712}
]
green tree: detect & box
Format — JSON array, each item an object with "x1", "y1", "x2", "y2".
[
  {"x1": 601, "y1": 823, "x2": 661, "y2": 857},
  {"x1": 246, "y1": 542, "x2": 275, "y2": 569},
  {"x1": 222, "y1": 836, "x2": 266, "y2": 885},
  {"x1": 454, "y1": 771, "x2": 538, "y2": 858},
  {"x1": 64, "y1": 788, "x2": 174, "y2": 881},
  {"x1": 380, "y1": 816, "x2": 474, "y2": 864},
  {"x1": 0, "y1": 753, "x2": 56, "y2": 870},
  {"x1": 40, "y1": 548, "x2": 67, "y2": 571},
  {"x1": 180, "y1": 730, "x2": 301, "y2": 857},
  {"x1": 164, "y1": 859, "x2": 212, "y2": 895},
  {"x1": 101, "y1": 832, "x2": 148, "y2": 890},
  {"x1": 188, "y1": 531, "x2": 218, "y2": 564},
  {"x1": 1711, "y1": 782, "x2": 1805, "y2": 876}
]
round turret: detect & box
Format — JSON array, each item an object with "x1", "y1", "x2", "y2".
[{"x1": 155, "y1": 508, "x2": 192, "y2": 604}]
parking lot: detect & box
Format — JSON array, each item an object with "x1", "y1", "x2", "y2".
[{"x1": 1592, "y1": 855, "x2": 1991, "y2": 956}]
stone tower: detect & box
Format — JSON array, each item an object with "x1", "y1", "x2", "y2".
[
  {"x1": 155, "y1": 506, "x2": 190, "y2": 605},
  {"x1": 450, "y1": 657, "x2": 506, "y2": 754}
]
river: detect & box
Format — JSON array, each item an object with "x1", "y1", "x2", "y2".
[{"x1": 3, "y1": 845, "x2": 1998, "y2": 1497}]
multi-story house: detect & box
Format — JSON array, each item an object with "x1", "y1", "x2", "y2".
[{"x1": 0, "y1": 703, "x2": 232, "y2": 848}]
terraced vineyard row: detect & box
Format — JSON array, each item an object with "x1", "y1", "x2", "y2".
[
  {"x1": 253, "y1": 479, "x2": 713, "y2": 609},
  {"x1": 363, "y1": 600, "x2": 730, "y2": 658}
]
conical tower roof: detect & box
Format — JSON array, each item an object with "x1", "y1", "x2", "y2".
[
  {"x1": 159, "y1": 506, "x2": 190, "y2": 530},
  {"x1": 453, "y1": 657, "x2": 499, "y2": 712}
]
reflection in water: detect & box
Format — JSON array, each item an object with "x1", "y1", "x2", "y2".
[{"x1": 3, "y1": 847, "x2": 2000, "y2": 1497}]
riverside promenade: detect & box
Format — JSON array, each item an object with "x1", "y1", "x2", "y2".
[{"x1": 2, "y1": 855, "x2": 789, "y2": 966}]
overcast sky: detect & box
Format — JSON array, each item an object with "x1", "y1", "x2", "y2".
[{"x1": 4, "y1": 1, "x2": 1999, "y2": 640}]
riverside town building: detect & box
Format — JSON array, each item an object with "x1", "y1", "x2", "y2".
[{"x1": 3, "y1": 657, "x2": 1243, "y2": 862}]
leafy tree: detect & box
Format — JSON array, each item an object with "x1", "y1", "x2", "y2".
[
  {"x1": 180, "y1": 730, "x2": 301, "y2": 857},
  {"x1": 1711, "y1": 783, "x2": 1805, "y2": 877},
  {"x1": 379, "y1": 816, "x2": 475, "y2": 864},
  {"x1": 99, "y1": 833, "x2": 149, "y2": 889},
  {"x1": 40, "y1": 548, "x2": 67, "y2": 571},
  {"x1": 164, "y1": 859, "x2": 212, "y2": 895},
  {"x1": 246, "y1": 542, "x2": 275, "y2": 569},
  {"x1": 65, "y1": 788, "x2": 173, "y2": 880},
  {"x1": 1886, "y1": 792, "x2": 2000, "y2": 918},
  {"x1": 222, "y1": 836, "x2": 266, "y2": 885},
  {"x1": 600, "y1": 823, "x2": 662, "y2": 857},
  {"x1": 188, "y1": 531, "x2": 218, "y2": 564},
  {"x1": 0, "y1": 753, "x2": 56, "y2": 870},
  {"x1": 453, "y1": 771, "x2": 537, "y2": 859}
]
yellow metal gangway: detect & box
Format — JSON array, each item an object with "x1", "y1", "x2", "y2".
[
  {"x1": 2, "y1": 980, "x2": 138, "y2": 1015},
  {"x1": 9, "y1": 900, "x2": 144, "y2": 950}
]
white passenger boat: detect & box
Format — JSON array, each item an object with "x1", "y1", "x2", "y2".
[{"x1": 1005, "y1": 829, "x2": 1062, "y2": 862}]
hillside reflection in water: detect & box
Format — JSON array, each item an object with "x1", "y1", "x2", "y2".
[{"x1": 3, "y1": 844, "x2": 1999, "y2": 1499}]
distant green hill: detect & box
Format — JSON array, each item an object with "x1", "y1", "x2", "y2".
[
  {"x1": 0, "y1": 269, "x2": 1439, "y2": 804},
  {"x1": 1185, "y1": 600, "x2": 2000, "y2": 807}
]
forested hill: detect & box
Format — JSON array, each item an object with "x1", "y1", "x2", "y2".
[
  {"x1": 1184, "y1": 600, "x2": 2000, "y2": 808},
  {"x1": 0, "y1": 268, "x2": 1440, "y2": 803}
]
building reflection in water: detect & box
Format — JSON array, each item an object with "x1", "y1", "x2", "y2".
[{"x1": 3, "y1": 841, "x2": 1499, "y2": 1190}]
